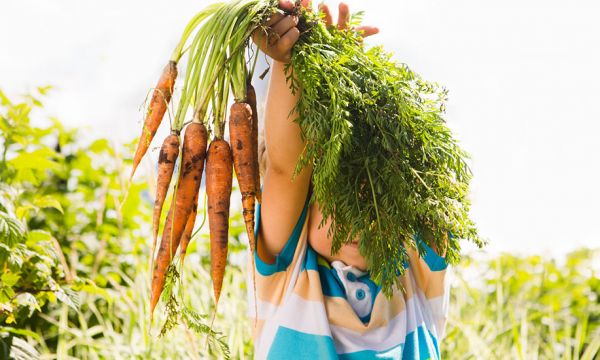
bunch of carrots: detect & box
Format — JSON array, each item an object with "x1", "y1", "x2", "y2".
[
  {"x1": 132, "y1": 0, "x2": 481, "y2": 326},
  {"x1": 128, "y1": 0, "x2": 276, "y2": 322}
]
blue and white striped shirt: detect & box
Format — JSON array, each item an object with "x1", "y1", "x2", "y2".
[{"x1": 248, "y1": 199, "x2": 451, "y2": 359}]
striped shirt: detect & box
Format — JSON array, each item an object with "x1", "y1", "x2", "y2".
[{"x1": 248, "y1": 198, "x2": 451, "y2": 360}]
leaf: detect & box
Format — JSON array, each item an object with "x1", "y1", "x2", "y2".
[
  {"x1": 182, "y1": 307, "x2": 231, "y2": 359},
  {"x1": 45, "y1": 291, "x2": 57, "y2": 304},
  {"x1": 14, "y1": 169, "x2": 39, "y2": 185},
  {"x1": 72, "y1": 279, "x2": 109, "y2": 299},
  {"x1": 0, "y1": 326, "x2": 41, "y2": 341},
  {"x1": 8, "y1": 148, "x2": 60, "y2": 171},
  {"x1": 25, "y1": 95, "x2": 42, "y2": 108},
  {"x1": 0, "y1": 90, "x2": 11, "y2": 106},
  {"x1": 7, "y1": 103, "x2": 31, "y2": 126},
  {"x1": 14, "y1": 292, "x2": 41, "y2": 315},
  {"x1": 48, "y1": 117, "x2": 65, "y2": 133},
  {"x1": 33, "y1": 196, "x2": 64, "y2": 214},
  {"x1": 37, "y1": 85, "x2": 52, "y2": 95},
  {"x1": 55, "y1": 288, "x2": 80, "y2": 311},
  {"x1": 5, "y1": 335, "x2": 41, "y2": 359},
  {"x1": 15, "y1": 205, "x2": 36, "y2": 220},
  {"x1": 27, "y1": 229, "x2": 53, "y2": 242},
  {"x1": 0, "y1": 301, "x2": 13, "y2": 313},
  {"x1": 5, "y1": 313, "x2": 16, "y2": 324},
  {"x1": 1, "y1": 272, "x2": 20, "y2": 287},
  {"x1": 88, "y1": 139, "x2": 114, "y2": 155},
  {"x1": 0, "y1": 193, "x2": 14, "y2": 214},
  {"x1": 8, "y1": 249, "x2": 24, "y2": 268},
  {"x1": 0, "y1": 211, "x2": 26, "y2": 246}
]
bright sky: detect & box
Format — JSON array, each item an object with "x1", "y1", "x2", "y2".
[{"x1": 1, "y1": 0, "x2": 598, "y2": 257}]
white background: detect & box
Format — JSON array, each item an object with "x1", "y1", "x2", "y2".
[{"x1": 1, "y1": 0, "x2": 598, "y2": 257}]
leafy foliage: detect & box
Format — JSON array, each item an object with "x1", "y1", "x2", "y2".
[
  {"x1": 0, "y1": 88, "x2": 87, "y2": 353},
  {"x1": 443, "y1": 249, "x2": 600, "y2": 359},
  {"x1": 0, "y1": 88, "x2": 253, "y2": 358},
  {"x1": 0, "y1": 201, "x2": 26, "y2": 247},
  {"x1": 284, "y1": 8, "x2": 484, "y2": 294}
]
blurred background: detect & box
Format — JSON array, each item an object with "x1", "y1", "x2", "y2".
[{"x1": 0, "y1": 0, "x2": 598, "y2": 359}]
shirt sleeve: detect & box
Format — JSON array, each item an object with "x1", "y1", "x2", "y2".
[
  {"x1": 407, "y1": 233, "x2": 450, "y2": 288},
  {"x1": 253, "y1": 196, "x2": 310, "y2": 276},
  {"x1": 407, "y1": 233, "x2": 452, "y2": 339},
  {"x1": 248, "y1": 195, "x2": 312, "y2": 330}
]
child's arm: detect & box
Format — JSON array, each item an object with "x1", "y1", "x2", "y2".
[
  {"x1": 252, "y1": 1, "x2": 379, "y2": 262},
  {"x1": 252, "y1": 0, "x2": 311, "y2": 262}
]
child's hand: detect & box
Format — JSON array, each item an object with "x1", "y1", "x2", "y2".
[
  {"x1": 251, "y1": 0, "x2": 306, "y2": 64},
  {"x1": 317, "y1": 2, "x2": 379, "y2": 37},
  {"x1": 252, "y1": 1, "x2": 379, "y2": 64}
]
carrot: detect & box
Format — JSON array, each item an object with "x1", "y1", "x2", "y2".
[
  {"x1": 130, "y1": 61, "x2": 178, "y2": 180},
  {"x1": 206, "y1": 138, "x2": 233, "y2": 304},
  {"x1": 229, "y1": 101, "x2": 260, "y2": 321},
  {"x1": 151, "y1": 133, "x2": 180, "y2": 266},
  {"x1": 150, "y1": 122, "x2": 207, "y2": 317},
  {"x1": 178, "y1": 191, "x2": 199, "y2": 266},
  {"x1": 246, "y1": 83, "x2": 261, "y2": 203},
  {"x1": 229, "y1": 102, "x2": 256, "y2": 253}
]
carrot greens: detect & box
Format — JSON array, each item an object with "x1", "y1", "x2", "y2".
[{"x1": 285, "y1": 7, "x2": 483, "y2": 294}]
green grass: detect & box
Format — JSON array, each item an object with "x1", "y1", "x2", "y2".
[{"x1": 442, "y1": 249, "x2": 600, "y2": 360}]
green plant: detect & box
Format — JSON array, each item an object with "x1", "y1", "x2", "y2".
[
  {"x1": 0, "y1": 88, "x2": 253, "y2": 359},
  {"x1": 0, "y1": 87, "x2": 84, "y2": 358},
  {"x1": 285, "y1": 8, "x2": 483, "y2": 294},
  {"x1": 443, "y1": 249, "x2": 600, "y2": 359}
]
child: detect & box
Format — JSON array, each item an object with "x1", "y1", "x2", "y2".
[{"x1": 249, "y1": 1, "x2": 451, "y2": 359}]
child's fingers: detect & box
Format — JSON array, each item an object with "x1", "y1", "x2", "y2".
[
  {"x1": 278, "y1": 0, "x2": 295, "y2": 12},
  {"x1": 252, "y1": 24, "x2": 274, "y2": 48},
  {"x1": 253, "y1": 14, "x2": 295, "y2": 49},
  {"x1": 356, "y1": 25, "x2": 379, "y2": 38},
  {"x1": 337, "y1": 2, "x2": 349, "y2": 30},
  {"x1": 276, "y1": 27, "x2": 300, "y2": 60},
  {"x1": 318, "y1": 3, "x2": 333, "y2": 27},
  {"x1": 251, "y1": 29, "x2": 266, "y2": 49},
  {"x1": 265, "y1": 12, "x2": 284, "y2": 27},
  {"x1": 272, "y1": 15, "x2": 299, "y2": 37}
]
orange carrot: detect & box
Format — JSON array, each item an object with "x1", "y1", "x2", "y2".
[
  {"x1": 150, "y1": 122, "x2": 207, "y2": 317},
  {"x1": 178, "y1": 191, "x2": 199, "y2": 266},
  {"x1": 152, "y1": 133, "x2": 180, "y2": 265},
  {"x1": 131, "y1": 61, "x2": 177, "y2": 180},
  {"x1": 246, "y1": 83, "x2": 261, "y2": 203},
  {"x1": 206, "y1": 138, "x2": 233, "y2": 304},
  {"x1": 230, "y1": 100, "x2": 260, "y2": 321},
  {"x1": 229, "y1": 102, "x2": 256, "y2": 253}
]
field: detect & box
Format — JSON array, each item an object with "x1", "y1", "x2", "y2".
[{"x1": 1, "y1": 90, "x2": 598, "y2": 359}]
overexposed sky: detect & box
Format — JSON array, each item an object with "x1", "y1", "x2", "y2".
[{"x1": 1, "y1": 0, "x2": 598, "y2": 257}]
